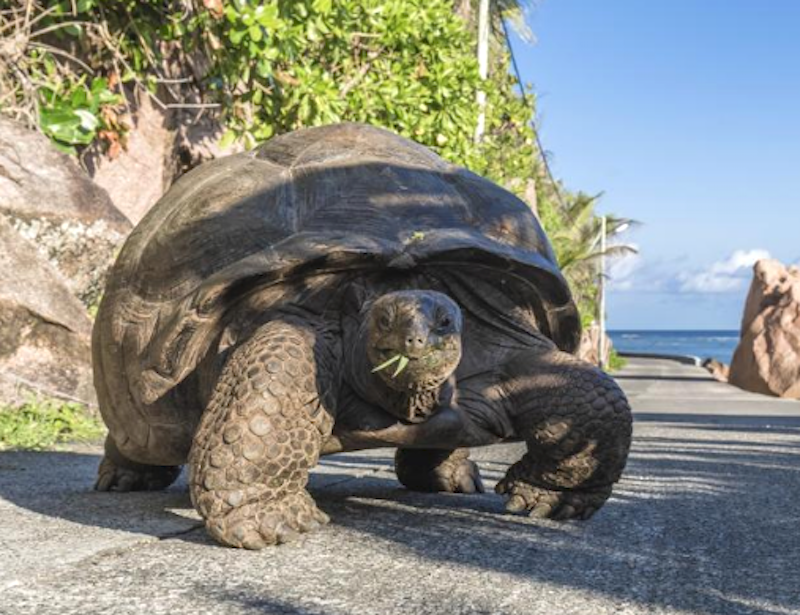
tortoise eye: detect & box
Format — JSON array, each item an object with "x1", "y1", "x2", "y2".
[
  {"x1": 436, "y1": 311, "x2": 453, "y2": 332},
  {"x1": 377, "y1": 312, "x2": 394, "y2": 331}
]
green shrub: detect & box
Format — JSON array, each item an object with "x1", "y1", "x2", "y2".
[
  {"x1": 0, "y1": 398, "x2": 106, "y2": 450},
  {"x1": 607, "y1": 349, "x2": 628, "y2": 373},
  {"x1": 0, "y1": 0, "x2": 631, "y2": 325}
]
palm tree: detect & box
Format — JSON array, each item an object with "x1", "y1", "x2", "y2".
[
  {"x1": 539, "y1": 191, "x2": 638, "y2": 323},
  {"x1": 455, "y1": 0, "x2": 536, "y2": 42}
]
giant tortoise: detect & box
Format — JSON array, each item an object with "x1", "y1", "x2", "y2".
[{"x1": 93, "y1": 123, "x2": 632, "y2": 549}]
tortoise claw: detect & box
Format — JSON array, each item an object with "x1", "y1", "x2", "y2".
[
  {"x1": 497, "y1": 474, "x2": 611, "y2": 521},
  {"x1": 94, "y1": 455, "x2": 181, "y2": 492},
  {"x1": 205, "y1": 490, "x2": 328, "y2": 550},
  {"x1": 395, "y1": 448, "x2": 485, "y2": 495}
]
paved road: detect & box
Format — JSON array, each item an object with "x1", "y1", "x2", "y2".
[{"x1": 1, "y1": 357, "x2": 799, "y2": 615}]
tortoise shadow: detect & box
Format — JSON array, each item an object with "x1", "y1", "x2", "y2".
[{"x1": 308, "y1": 421, "x2": 800, "y2": 615}]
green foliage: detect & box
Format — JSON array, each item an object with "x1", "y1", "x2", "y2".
[
  {"x1": 0, "y1": 2, "x2": 125, "y2": 153},
  {"x1": 0, "y1": 397, "x2": 106, "y2": 450},
  {"x1": 236, "y1": 1, "x2": 477, "y2": 158},
  {"x1": 1, "y1": 0, "x2": 533, "y2": 178},
  {"x1": 538, "y1": 189, "x2": 636, "y2": 324},
  {"x1": 39, "y1": 76, "x2": 123, "y2": 154},
  {"x1": 0, "y1": 0, "x2": 633, "y2": 324},
  {"x1": 202, "y1": 0, "x2": 484, "y2": 156},
  {"x1": 606, "y1": 349, "x2": 628, "y2": 373}
]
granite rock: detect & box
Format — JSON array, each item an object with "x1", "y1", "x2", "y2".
[
  {"x1": 0, "y1": 117, "x2": 130, "y2": 308},
  {"x1": 729, "y1": 259, "x2": 800, "y2": 398},
  {"x1": 0, "y1": 216, "x2": 95, "y2": 405}
]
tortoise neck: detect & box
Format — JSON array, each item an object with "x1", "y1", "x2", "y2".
[{"x1": 381, "y1": 384, "x2": 452, "y2": 424}]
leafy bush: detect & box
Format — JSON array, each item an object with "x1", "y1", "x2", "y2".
[
  {"x1": 0, "y1": 0, "x2": 630, "y2": 324},
  {"x1": 0, "y1": 398, "x2": 106, "y2": 450},
  {"x1": 39, "y1": 76, "x2": 123, "y2": 153},
  {"x1": 0, "y1": 1, "x2": 536, "y2": 183},
  {"x1": 607, "y1": 349, "x2": 628, "y2": 372}
]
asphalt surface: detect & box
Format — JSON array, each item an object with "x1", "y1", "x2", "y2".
[{"x1": 1, "y1": 357, "x2": 799, "y2": 615}]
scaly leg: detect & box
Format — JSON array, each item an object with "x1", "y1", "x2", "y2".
[
  {"x1": 496, "y1": 348, "x2": 632, "y2": 520},
  {"x1": 189, "y1": 317, "x2": 337, "y2": 549}
]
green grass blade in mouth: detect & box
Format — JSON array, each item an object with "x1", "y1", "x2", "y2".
[
  {"x1": 392, "y1": 355, "x2": 410, "y2": 378},
  {"x1": 372, "y1": 354, "x2": 401, "y2": 373}
]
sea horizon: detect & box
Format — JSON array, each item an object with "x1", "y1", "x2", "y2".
[
  {"x1": 608, "y1": 329, "x2": 739, "y2": 364},
  {"x1": 609, "y1": 329, "x2": 739, "y2": 333}
]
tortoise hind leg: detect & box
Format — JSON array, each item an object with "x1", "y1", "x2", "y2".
[
  {"x1": 395, "y1": 448, "x2": 484, "y2": 494},
  {"x1": 496, "y1": 348, "x2": 632, "y2": 520},
  {"x1": 189, "y1": 318, "x2": 337, "y2": 549},
  {"x1": 95, "y1": 435, "x2": 182, "y2": 492}
]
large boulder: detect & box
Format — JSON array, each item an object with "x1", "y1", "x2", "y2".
[
  {"x1": 83, "y1": 93, "x2": 176, "y2": 225},
  {"x1": 0, "y1": 117, "x2": 130, "y2": 308},
  {"x1": 729, "y1": 259, "x2": 800, "y2": 399},
  {"x1": 0, "y1": 217, "x2": 95, "y2": 406},
  {"x1": 84, "y1": 91, "x2": 241, "y2": 224}
]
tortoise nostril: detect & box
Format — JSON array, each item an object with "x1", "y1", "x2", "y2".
[{"x1": 405, "y1": 337, "x2": 426, "y2": 352}]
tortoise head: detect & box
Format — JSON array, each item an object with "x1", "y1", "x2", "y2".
[{"x1": 365, "y1": 290, "x2": 463, "y2": 393}]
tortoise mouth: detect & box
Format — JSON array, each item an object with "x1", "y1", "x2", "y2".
[
  {"x1": 373, "y1": 347, "x2": 448, "y2": 370},
  {"x1": 369, "y1": 344, "x2": 460, "y2": 392},
  {"x1": 375, "y1": 348, "x2": 435, "y2": 362}
]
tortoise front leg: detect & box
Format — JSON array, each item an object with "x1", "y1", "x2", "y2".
[
  {"x1": 497, "y1": 348, "x2": 632, "y2": 520},
  {"x1": 188, "y1": 317, "x2": 337, "y2": 549}
]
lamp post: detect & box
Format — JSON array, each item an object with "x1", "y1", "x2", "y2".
[
  {"x1": 598, "y1": 215, "x2": 607, "y2": 369},
  {"x1": 474, "y1": 0, "x2": 490, "y2": 143},
  {"x1": 597, "y1": 216, "x2": 630, "y2": 369}
]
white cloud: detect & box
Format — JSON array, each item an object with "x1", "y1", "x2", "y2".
[
  {"x1": 710, "y1": 249, "x2": 771, "y2": 275},
  {"x1": 608, "y1": 249, "x2": 770, "y2": 294},
  {"x1": 607, "y1": 245, "x2": 641, "y2": 291},
  {"x1": 607, "y1": 245, "x2": 679, "y2": 292},
  {"x1": 607, "y1": 249, "x2": 774, "y2": 295},
  {"x1": 678, "y1": 249, "x2": 770, "y2": 293}
]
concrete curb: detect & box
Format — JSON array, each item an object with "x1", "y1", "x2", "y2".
[{"x1": 618, "y1": 351, "x2": 702, "y2": 366}]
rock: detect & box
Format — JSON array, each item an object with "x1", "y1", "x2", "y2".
[
  {"x1": 85, "y1": 91, "x2": 242, "y2": 224},
  {"x1": 739, "y1": 258, "x2": 791, "y2": 332},
  {"x1": 0, "y1": 217, "x2": 95, "y2": 407},
  {"x1": 84, "y1": 92, "x2": 175, "y2": 225},
  {"x1": 0, "y1": 117, "x2": 130, "y2": 308},
  {"x1": 577, "y1": 321, "x2": 614, "y2": 367},
  {"x1": 729, "y1": 259, "x2": 800, "y2": 399},
  {"x1": 702, "y1": 358, "x2": 730, "y2": 383}
]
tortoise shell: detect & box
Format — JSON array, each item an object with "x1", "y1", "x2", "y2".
[{"x1": 93, "y1": 123, "x2": 579, "y2": 460}]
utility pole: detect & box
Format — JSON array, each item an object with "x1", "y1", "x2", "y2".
[
  {"x1": 474, "y1": 0, "x2": 490, "y2": 142},
  {"x1": 598, "y1": 215, "x2": 607, "y2": 369}
]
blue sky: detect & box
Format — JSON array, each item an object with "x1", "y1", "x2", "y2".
[{"x1": 510, "y1": 0, "x2": 800, "y2": 329}]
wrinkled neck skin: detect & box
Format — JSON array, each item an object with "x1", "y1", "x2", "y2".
[{"x1": 344, "y1": 319, "x2": 455, "y2": 424}]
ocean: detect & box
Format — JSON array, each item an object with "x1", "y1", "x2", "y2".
[{"x1": 608, "y1": 330, "x2": 740, "y2": 364}]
